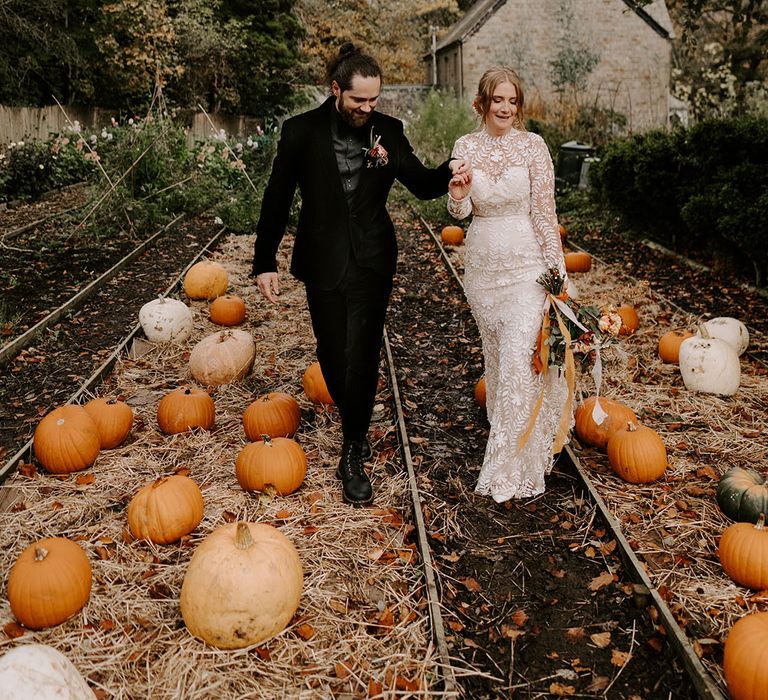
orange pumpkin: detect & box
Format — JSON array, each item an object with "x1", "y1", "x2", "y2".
[
  {"x1": 235, "y1": 436, "x2": 307, "y2": 496},
  {"x1": 83, "y1": 397, "x2": 133, "y2": 449},
  {"x1": 564, "y1": 251, "x2": 592, "y2": 273},
  {"x1": 302, "y1": 361, "x2": 334, "y2": 405},
  {"x1": 723, "y1": 612, "x2": 768, "y2": 700},
  {"x1": 474, "y1": 376, "x2": 486, "y2": 409},
  {"x1": 441, "y1": 225, "x2": 464, "y2": 246},
  {"x1": 157, "y1": 387, "x2": 215, "y2": 435},
  {"x1": 607, "y1": 422, "x2": 667, "y2": 483},
  {"x1": 574, "y1": 396, "x2": 637, "y2": 451},
  {"x1": 209, "y1": 294, "x2": 246, "y2": 326},
  {"x1": 243, "y1": 392, "x2": 301, "y2": 440},
  {"x1": 7, "y1": 537, "x2": 92, "y2": 629},
  {"x1": 184, "y1": 260, "x2": 228, "y2": 300},
  {"x1": 127, "y1": 474, "x2": 205, "y2": 544},
  {"x1": 657, "y1": 330, "x2": 694, "y2": 364},
  {"x1": 718, "y1": 514, "x2": 768, "y2": 590},
  {"x1": 33, "y1": 405, "x2": 101, "y2": 474},
  {"x1": 617, "y1": 305, "x2": 639, "y2": 335}
]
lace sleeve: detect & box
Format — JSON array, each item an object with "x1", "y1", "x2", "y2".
[
  {"x1": 447, "y1": 137, "x2": 472, "y2": 220},
  {"x1": 528, "y1": 134, "x2": 566, "y2": 275}
]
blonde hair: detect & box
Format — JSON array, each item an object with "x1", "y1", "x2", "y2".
[{"x1": 473, "y1": 66, "x2": 526, "y2": 130}]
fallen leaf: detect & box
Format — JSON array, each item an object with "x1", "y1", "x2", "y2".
[
  {"x1": 367, "y1": 548, "x2": 385, "y2": 561},
  {"x1": 3, "y1": 621, "x2": 25, "y2": 639},
  {"x1": 335, "y1": 661, "x2": 350, "y2": 679},
  {"x1": 589, "y1": 571, "x2": 614, "y2": 591},
  {"x1": 590, "y1": 631, "x2": 611, "y2": 648},
  {"x1": 511, "y1": 610, "x2": 529, "y2": 626},
  {"x1": 587, "y1": 675, "x2": 610, "y2": 691},
  {"x1": 696, "y1": 465, "x2": 718, "y2": 480},
  {"x1": 18, "y1": 462, "x2": 37, "y2": 478},
  {"x1": 76, "y1": 473, "x2": 95, "y2": 486},
  {"x1": 296, "y1": 623, "x2": 315, "y2": 640},
  {"x1": 549, "y1": 682, "x2": 576, "y2": 696},
  {"x1": 500, "y1": 624, "x2": 525, "y2": 639},
  {"x1": 611, "y1": 649, "x2": 631, "y2": 667},
  {"x1": 460, "y1": 577, "x2": 482, "y2": 592},
  {"x1": 566, "y1": 627, "x2": 585, "y2": 641}
]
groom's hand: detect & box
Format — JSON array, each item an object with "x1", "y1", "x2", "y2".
[{"x1": 256, "y1": 272, "x2": 280, "y2": 304}]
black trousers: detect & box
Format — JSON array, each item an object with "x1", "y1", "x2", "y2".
[{"x1": 305, "y1": 257, "x2": 392, "y2": 442}]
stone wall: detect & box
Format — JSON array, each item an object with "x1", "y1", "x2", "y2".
[{"x1": 440, "y1": 0, "x2": 672, "y2": 130}]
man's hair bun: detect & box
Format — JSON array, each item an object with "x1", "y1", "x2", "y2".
[{"x1": 339, "y1": 42, "x2": 359, "y2": 59}]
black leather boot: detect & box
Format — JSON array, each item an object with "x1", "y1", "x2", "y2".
[
  {"x1": 336, "y1": 440, "x2": 373, "y2": 506},
  {"x1": 361, "y1": 437, "x2": 372, "y2": 461}
]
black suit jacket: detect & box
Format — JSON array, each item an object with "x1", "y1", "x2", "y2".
[{"x1": 253, "y1": 96, "x2": 452, "y2": 289}]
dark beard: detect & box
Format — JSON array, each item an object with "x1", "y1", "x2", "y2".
[{"x1": 336, "y1": 97, "x2": 372, "y2": 129}]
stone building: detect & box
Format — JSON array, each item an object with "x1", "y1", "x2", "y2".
[{"x1": 427, "y1": 0, "x2": 675, "y2": 130}]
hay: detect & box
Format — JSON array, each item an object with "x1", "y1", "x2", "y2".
[
  {"x1": 564, "y1": 261, "x2": 768, "y2": 689},
  {"x1": 0, "y1": 233, "x2": 448, "y2": 698}
]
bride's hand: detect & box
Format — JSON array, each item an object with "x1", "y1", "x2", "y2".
[{"x1": 449, "y1": 171, "x2": 471, "y2": 200}]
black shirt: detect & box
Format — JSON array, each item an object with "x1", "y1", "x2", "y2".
[{"x1": 330, "y1": 107, "x2": 366, "y2": 204}]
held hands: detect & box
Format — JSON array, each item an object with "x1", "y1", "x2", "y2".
[
  {"x1": 449, "y1": 169, "x2": 472, "y2": 201},
  {"x1": 256, "y1": 272, "x2": 280, "y2": 304}
]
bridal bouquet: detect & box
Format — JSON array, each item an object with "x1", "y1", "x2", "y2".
[
  {"x1": 532, "y1": 267, "x2": 622, "y2": 375},
  {"x1": 521, "y1": 267, "x2": 622, "y2": 455}
]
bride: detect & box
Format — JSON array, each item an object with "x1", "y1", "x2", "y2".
[{"x1": 447, "y1": 66, "x2": 570, "y2": 502}]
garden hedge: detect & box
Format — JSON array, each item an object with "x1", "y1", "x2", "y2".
[{"x1": 590, "y1": 116, "x2": 768, "y2": 287}]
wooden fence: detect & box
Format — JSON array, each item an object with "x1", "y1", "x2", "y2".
[{"x1": 0, "y1": 86, "x2": 432, "y2": 146}]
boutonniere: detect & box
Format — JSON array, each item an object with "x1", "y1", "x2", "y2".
[{"x1": 362, "y1": 128, "x2": 389, "y2": 168}]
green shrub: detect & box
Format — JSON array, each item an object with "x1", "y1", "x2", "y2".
[
  {"x1": 401, "y1": 89, "x2": 474, "y2": 224},
  {"x1": 589, "y1": 115, "x2": 768, "y2": 286},
  {"x1": 0, "y1": 138, "x2": 96, "y2": 202}
]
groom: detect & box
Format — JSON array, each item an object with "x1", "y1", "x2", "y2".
[{"x1": 252, "y1": 42, "x2": 464, "y2": 506}]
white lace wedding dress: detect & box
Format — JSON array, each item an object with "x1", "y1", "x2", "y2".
[{"x1": 449, "y1": 128, "x2": 569, "y2": 502}]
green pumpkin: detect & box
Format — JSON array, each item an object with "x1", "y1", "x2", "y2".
[{"x1": 717, "y1": 467, "x2": 768, "y2": 524}]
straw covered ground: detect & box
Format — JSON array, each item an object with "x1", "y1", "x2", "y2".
[
  {"x1": 0, "y1": 233, "x2": 448, "y2": 699},
  {"x1": 1, "y1": 208, "x2": 766, "y2": 699}
]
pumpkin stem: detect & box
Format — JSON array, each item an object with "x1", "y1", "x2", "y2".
[
  {"x1": 235, "y1": 522, "x2": 254, "y2": 550},
  {"x1": 626, "y1": 421, "x2": 638, "y2": 432},
  {"x1": 756, "y1": 513, "x2": 766, "y2": 530},
  {"x1": 698, "y1": 323, "x2": 710, "y2": 339},
  {"x1": 34, "y1": 546, "x2": 49, "y2": 561},
  {"x1": 261, "y1": 434, "x2": 273, "y2": 446}
]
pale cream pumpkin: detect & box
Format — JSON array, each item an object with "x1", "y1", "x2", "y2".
[
  {"x1": 189, "y1": 330, "x2": 256, "y2": 386},
  {"x1": 180, "y1": 521, "x2": 303, "y2": 649},
  {"x1": 679, "y1": 327, "x2": 740, "y2": 396},
  {"x1": 697, "y1": 316, "x2": 749, "y2": 356},
  {"x1": 0, "y1": 644, "x2": 96, "y2": 699},
  {"x1": 138, "y1": 297, "x2": 193, "y2": 343}
]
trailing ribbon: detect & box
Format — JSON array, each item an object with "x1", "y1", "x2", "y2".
[{"x1": 519, "y1": 292, "x2": 590, "y2": 455}]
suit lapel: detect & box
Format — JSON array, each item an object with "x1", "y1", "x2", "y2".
[{"x1": 314, "y1": 97, "x2": 347, "y2": 205}]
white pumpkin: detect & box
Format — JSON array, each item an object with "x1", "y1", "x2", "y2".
[
  {"x1": 189, "y1": 329, "x2": 255, "y2": 386},
  {"x1": 139, "y1": 297, "x2": 193, "y2": 343},
  {"x1": 0, "y1": 644, "x2": 95, "y2": 699},
  {"x1": 679, "y1": 333, "x2": 740, "y2": 396},
  {"x1": 696, "y1": 317, "x2": 749, "y2": 356}
]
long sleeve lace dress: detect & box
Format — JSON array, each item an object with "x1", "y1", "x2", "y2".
[{"x1": 449, "y1": 128, "x2": 569, "y2": 502}]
